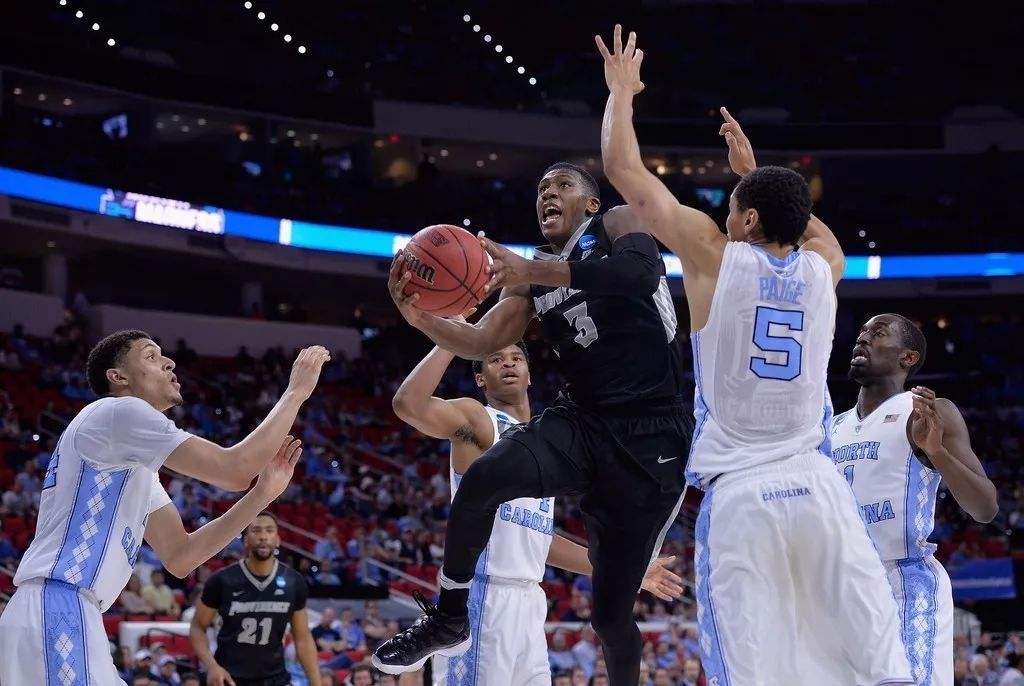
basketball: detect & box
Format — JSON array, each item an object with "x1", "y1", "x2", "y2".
[{"x1": 402, "y1": 224, "x2": 490, "y2": 317}]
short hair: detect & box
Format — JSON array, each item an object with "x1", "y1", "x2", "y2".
[
  {"x1": 86, "y1": 329, "x2": 151, "y2": 396},
  {"x1": 542, "y1": 162, "x2": 600, "y2": 202},
  {"x1": 244, "y1": 510, "x2": 278, "y2": 535},
  {"x1": 351, "y1": 662, "x2": 373, "y2": 675},
  {"x1": 472, "y1": 341, "x2": 530, "y2": 375},
  {"x1": 734, "y1": 166, "x2": 812, "y2": 246},
  {"x1": 888, "y1": 314, "x2": 927, "y2": 379}
]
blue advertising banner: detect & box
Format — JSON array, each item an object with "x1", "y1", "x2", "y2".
[{"x1": 950, "y1": 558, "x2": 1016, "y2": 601}]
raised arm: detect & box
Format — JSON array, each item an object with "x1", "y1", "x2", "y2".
[
  {"x1": 719, "y1": 107, "x2": 845, "y2": 286},
  {"x1": 146, "y1": 437, "x2": 303, "y2": 578},
  {"x1": 389, "y1": 253, "x2": 534, "y2": 360},
  {"x1": 164, "y1": 346, "x2": 329, "y2": 491},
  {"x1": 910, "y1": 387, "x2": 998, "y2": 523},
  {"x1": 596, "y1": 26, "x2": 724, "y2": 270},
  {"x1": 391, "y1": 346, "x2": 494, "y2": 474}
]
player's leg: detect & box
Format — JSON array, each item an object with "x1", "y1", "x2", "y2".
[
  {"x1": 794, "y1": 465, "x2": 913, "y2": 685},
  {"x1": 510, "y1": 583, "x2": 555, "y2": 686},
  {"x1": 437, "y1": 406, "x2": 589, "y2": 613},
  {"x1": 884, "y1": 556, "x2": 953, "y2": 686},
  {"x1": 695, "y1": 478, "x2": 798, "y2": 686},
  {"x1": 0, "y1": 583, "x2": 50, "y2": 686}
]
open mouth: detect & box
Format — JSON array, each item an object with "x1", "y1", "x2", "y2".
[
  {"x1": 542, "y1": 205, "x2": 562, "y2": 226},
  {"x1": 850, "y1": 347, "x2": 870, "y2": 366}
]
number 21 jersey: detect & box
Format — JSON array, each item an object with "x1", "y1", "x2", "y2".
[
  {"x1": 688, "y1": 242, "x2": 837, "y2": 487},
  {"x1": 530, "y1": 213, "x2": 685, "y2": 408}
]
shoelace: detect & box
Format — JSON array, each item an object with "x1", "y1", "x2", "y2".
[{"x1": 388, "y1": 591, "x2": 448, "y2": 649}]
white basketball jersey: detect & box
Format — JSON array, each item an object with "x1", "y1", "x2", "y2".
[
  {"x1": 449, "y1": 406, "x2": 553, "y2": 582},
  {"x1": 14, "y1": 396, "x2": 192, "y2": 610},
  {"x1": 687, "y1": 242, "x2": 837, "y2": 487},
  {"x1": 830, "y1": 392, "x2": 940, "y2": 561}
]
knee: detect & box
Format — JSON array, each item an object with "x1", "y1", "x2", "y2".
[
  {"x1": 456, "y1": 442, "x2": 536, "y2": 506},
  {"x1": 590, "y1": 603, "x2": 635, "y2": 644}
]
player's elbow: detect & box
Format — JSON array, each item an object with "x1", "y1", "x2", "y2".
[
  {"x1": 974, "y1": 492, "x2": 999, "y2": 524},
  {"x1": 391, "y1": 392, "x2": 415, "y2": 421},
  {"x1": 163, "y1": 557, "x2": 192, "y2": 579}
]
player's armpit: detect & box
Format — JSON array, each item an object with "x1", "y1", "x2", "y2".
[{"x1": 164, "y1": 436, "x2": 254, "y2": 492}]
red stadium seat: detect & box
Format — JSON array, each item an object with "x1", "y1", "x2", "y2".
[{"x1": 335, "y1": 669, "x2": 350, "y2": 683}]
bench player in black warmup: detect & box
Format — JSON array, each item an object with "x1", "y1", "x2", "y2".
[
  {"x1": 190, "y1": 511, "x2": 321, "y2": 686},
  {"x1": 374, "y1": 162, "x2": 692, "y2": 684}
]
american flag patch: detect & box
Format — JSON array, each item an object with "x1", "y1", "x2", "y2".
[{"x1": 884, "y1": 414, "x2": 900, "y2": 423}]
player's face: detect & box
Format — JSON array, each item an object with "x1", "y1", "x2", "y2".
[
  {"x1": 536, "y1": 170, "x2": 600, "y2": 247},
  {"x1": 725, "y1": 191, "x2": 758, "y2": 242},
  {"x1": 849, "y1": 314, "x2": 909, "y2": 383},
  {"x1": 477, "y1": 345, "x2": 530, "y2": 400},
  {"x1": 244, "y1": 515, "x2": 280, "y2": 561},
  {"x1": 118, "y1": 339, "x2": 182, "y2": 410}
]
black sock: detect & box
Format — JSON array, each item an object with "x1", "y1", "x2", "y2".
[{"x1": 437, "y1": 587, "x2": 469, "y2": 618}]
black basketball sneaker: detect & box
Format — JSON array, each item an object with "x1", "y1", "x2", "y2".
[{"x1": 370, "y1": 592, "x2": 471, "y2": 674}]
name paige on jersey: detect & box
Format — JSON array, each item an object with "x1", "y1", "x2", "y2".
[{"x1": 758, "y1": 276, "x2": 808, "y2": 306}]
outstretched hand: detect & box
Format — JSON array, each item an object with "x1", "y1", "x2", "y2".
[
  {"x1": 287, "y1": 345, "x2": 331, "y2": 401},
  {"x1": 255, "y1": 435, "x2": 302, "y2": 501},
  {"x1": 595, "y1": 25, "x2": 645, "y2": 96},
  {"x1": 719, "y1": 107, "x2": 756, "y2": 177},
  {"x1": 640, "y1": 555, "x2": 685, "y2": 601},
  {"x1": 479, "y1": 233, "x2": 532, "y2": 294}
]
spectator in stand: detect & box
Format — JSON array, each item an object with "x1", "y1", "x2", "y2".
[
  {"x1": 591, "y1": 674, "x2": 610, "y2": 686},
  {"x1": 131, "y1": 671, "x2": 153, "y2": 686},
  {"x1": 653, "y1": 667, "x2": 674, "y2": 686},
  {"x1": 141, "y1": 569, "x2": 181, "y2": 617},
  {"x1": 572, "y1": 625, "x2": 599, "y2": 679},
  {"x1": 561, "y1": 590, "x2": 593, "y2": 622},
  {"x1": 312, "y1": 607, "x2": 352, "y2": 669},
  {"x1": 319, "y1": 668, "x2": 337, "y2": 686},
  {"x1": 118, "y1": 573, "x2": 155, "y2": 614},
  {"x1": 15, "y1": 462, "x2": 41, "y2": 498},
  {"x1": 180, "y1": 674, "x2": 201, "y2": 686},
  {"x1": 553, "y1": 671, "x2": 572, "y2": 686},
  {"x1": 549, "y1": 629, "x2": 577, "y2": 673},
  {"x1": 344, "y1": 663, "x2": 374, "y2": 686},
  {"x1": 965, "y1": 654, "x2": 999, "y2": 686},
  {"x1": 337, "y1": 607, "x2": 367, "y2": 652},
  {"x1": 1001, "y1": 653, "x2": 1024, "y2": 686},
  {"x1": 361, "y1": 600, "x2": 388, "y2": 650},
  {"x1": 0, "y1": 481, "x2": 30, "y2": 516},
  {"x1": 34, "y1": 438, "x2": 55, "y2": 471},
  {"x1": 171, "y1": 484, "x2": 202, "y2": 524},
  {"x1": 571, "y1": 667, "x2": 588, "y2": 686},
  {"x1": 154, "y1": 655, "x2": 180, "y2": 685},
  {"x1": 680, "y1": 658, "x2": 702, "y2": 686}
]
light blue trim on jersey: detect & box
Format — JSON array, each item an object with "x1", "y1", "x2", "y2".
[
  {"x1": 50, "y1": 462, "x2": 131, "y2": 588},
  {"x1": 817, "y1": 385, "x2": 834, "y2": 459},
  {"x1": 43, "y1": 579, "x2": 90, "y2": 686},
  {"x1": 904, "y1": 450, "x2": 939, "y2": 559},
  {"x1": 686, "y1": 332, "x2": 712, "y2": 489},
  {"x1": 752, "y1": 244, "x2": 801, "y2": 270},
  {"x1": 695, "y1": 489, "x2": 731, "y2": 686},
  {"x1": 896, "y1": 558, "x2": 939, "y2": 685},
  {"x1": 447, "y1": 547, "x2": 491, "y2": 686}
]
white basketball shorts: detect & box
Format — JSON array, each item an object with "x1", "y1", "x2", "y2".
[{"x1": 883, "y1": 555, "x2": 954, "y2": 686}]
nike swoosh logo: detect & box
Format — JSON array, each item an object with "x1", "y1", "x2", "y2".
[
  {"x1": 232, "y1": 591, "x2": 244, "y2": 597},
  {"x1": 656, "y1": 455, "x2": 679, "y2": 464}
]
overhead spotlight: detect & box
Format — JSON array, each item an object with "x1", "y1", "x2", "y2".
[
  {"x1": 310, "y1": 133, "x2": 319, "y2": 141},
  {"x1": 91, "y1": 22, "x2": 100, "y2": 30},
  {"x1": 59, "y1": 0, "x2": 67, "y2": 5},
  {"x1": 239, "y1": 131, "x2": 250, "y2": 141},
  {"x1": 270, "y1": 22, "x2": 278, "y2": 31},
  {"x1": 463, "y1": 14, "x2": 471, "y2": 22},
  {"x1": 488, "y1": 152, "x2": 497, "y2": 161},
  {"x1": 287, "y1": 129, "x2": 296, "y2": 137},
  {"x1": 62, "y1": 98, "x2": 73, "y2": 106},
  {"x1": 12, "y1": 87, "x2": 22, "y2": 95},
  {"x1": 472, "y1": 24, "x2": 480, "y2": 32},
  {"x1": 75, "y1": 10, "x2": 83, "y2": 18},
  {"x1": 107, "y1": 37, "x2": 116, "y2": 46},
  {"x1": 326, "y1": 69, "x2": 334, "y2": 77},
  {"x1": 517, "y1": 66, "x2": 525, "y2": 74},
  {"x1": 171, "y1": 114, "x2": 180, "y2": 122},
  {"x1": 505, "y1": 56, "x2": 513, "y2": 63},
  {"x1": 528, "y1": 77, "x2": 537, "y2": 85},
  {"x1": 283, "y1": 34, "x2": 292, "y2": 42},
  {"x1": 298, "y1": 45, "x2": 306, "y2": 54},
  {"x1": 197, "y1": 118, "x2": 207, "y2": 126},
  {"x1": 440, "y1": 148, "x2": 449, "y2": 157},
  {"x1": 858, "y1": 229, "x2": 867, "y2": 238},
  {"x1": 244, "y1": 1, "x2": 252, "y2": 8},
  {"x1": 868, "y1": 241, "x2": 876, "y2": 249},
  {"x1": 476, "y1": 160, "x2": 484, "y2": 167},
  {"x1": 181, "y1": 125, "x2": 190, "y2": 132},
  {"x1": 38, "y1": 93, "x2": 47, "y2": 101},
  {"x1": 495, "y1": 45, "x2": 503, "y2": 53},
  {"x1": 484, "y1": 34, "x2": 492, "y2": 42},
  {"x1": 463, "y1": 218, "x2": 471, "y2": 226},
  {"x1": 257, "y1": 11, "x2": 265, "y2": 19}
]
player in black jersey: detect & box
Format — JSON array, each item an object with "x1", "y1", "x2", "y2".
[
  {"x1": 190, "y1": 511, "x2": 321, "y2": 686},
  {"x1": 374, "y1": 162, "x2": 692, "y2": 684}
]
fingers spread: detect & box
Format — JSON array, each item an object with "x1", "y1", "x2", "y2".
[
  {"x1": 595, "y1": 34, "x2": 611, "y2": 58},
  {"x1": 613, "y1": 24, "x2": 622, "y2": 55}
]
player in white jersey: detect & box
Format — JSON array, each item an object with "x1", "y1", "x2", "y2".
[
  {"x1": 376, "y1": 339, "x2": 684, "y2": 683},
  {"x1": 597, "y1": 25, "x2": 913, "y2": 684},
  {"x1": 832, "y1": 313, "x2": 998, "y2": 685},
  {"x1": 0, "y1": 330, "x2": 328, "y2": 685}
]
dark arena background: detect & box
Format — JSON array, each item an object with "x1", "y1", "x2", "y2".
[{"x1": 0, "y1": 2, "x2": 1022, "y2": 685}]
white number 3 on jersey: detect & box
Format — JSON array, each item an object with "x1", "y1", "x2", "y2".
[{"x1": 564, "y1": 302, "x2": 598, "y2": 348}]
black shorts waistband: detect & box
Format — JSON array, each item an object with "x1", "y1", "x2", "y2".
[{"x1": 561, "y1": 393, "x2": 689, "y2": 418}]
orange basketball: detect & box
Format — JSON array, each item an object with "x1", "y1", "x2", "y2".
[{"x1": 402, "y1": 224, "x2": 490, "y2": 317}]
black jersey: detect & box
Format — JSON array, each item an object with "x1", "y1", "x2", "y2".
[
  {"x1": 530, "y1": 213, "x2": 686, "y2": 408},
  {"x1": 201, "y1": 560, "x2": 308, "y2": 681}
]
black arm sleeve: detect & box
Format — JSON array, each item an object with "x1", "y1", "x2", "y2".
[
  {"x1": 200, "y1": 572, "x2": 222, "y2": 610},
  {"x1": 568, "y1": 232, "x2": 662, "y2": 296}
]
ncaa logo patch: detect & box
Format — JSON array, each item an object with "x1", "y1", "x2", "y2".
[
  {"x1": 579, "y1": 234, "x2": 597, "y2": 250},
  {"x1": 276, "y1": 576, "x2": 286, "y2": 588}
]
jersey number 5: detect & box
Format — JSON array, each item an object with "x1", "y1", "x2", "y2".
[
  {"x1": 749, "y1": 306, "x2": 804, "y2": 381},
  {"x1": 564, "y1": 302, "x2": 598, "y2": 348},
  {"x1": 238, "y1": 617, "x2": 273, "y2": 646}
]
